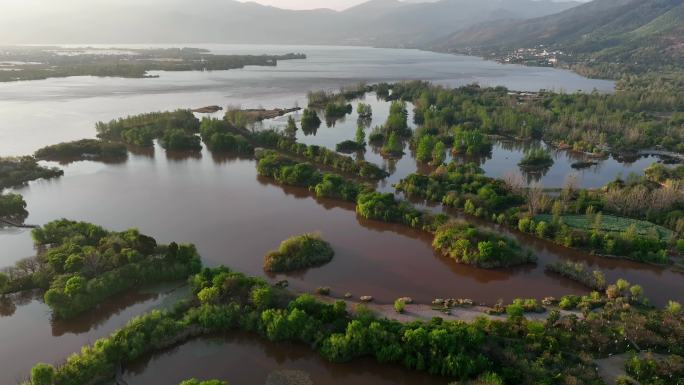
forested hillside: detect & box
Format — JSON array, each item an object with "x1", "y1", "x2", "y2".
[{"x1": 438, "y1": 0, "x2": 684, "y2": 78}]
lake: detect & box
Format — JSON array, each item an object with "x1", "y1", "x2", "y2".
[{"x1": 1, "y1": 44, "x2": 678, "y2": 385}]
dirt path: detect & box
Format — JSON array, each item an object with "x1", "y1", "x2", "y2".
[{"x1": 313, "y1": 295, "x2": 581, "y2": 323}]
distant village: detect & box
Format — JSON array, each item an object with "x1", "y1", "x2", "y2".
[{"x1": 493, "y1": 45, "x2": 567, "y2": 67}]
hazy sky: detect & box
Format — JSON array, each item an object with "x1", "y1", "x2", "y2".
[
  {"x1": 2, "y1": 0, "x2": 589, "y2": 14},
  {"x1": 235, "y1": 0, "x2": 377, "y2": 10},
  {"x1": 234, "y1": 0, "x2": 581, "y2": 10}
]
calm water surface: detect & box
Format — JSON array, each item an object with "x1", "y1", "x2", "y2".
[
  {"x1": 0, "y1": 44, "x2": 613, "y2": 156},
  {"x1": 124, "y1": 333, "x2": 447, "y2": 385},
  {"x1": 0, "y1": 283, "x2": 188, "y2": 384},
  {"x1": 1, "y1": 45, "x2": 679, "y2": 385}
]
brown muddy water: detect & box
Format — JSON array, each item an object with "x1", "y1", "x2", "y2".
[{"x1": 123, "y1": 332, "x2": 448, "y2": 385}]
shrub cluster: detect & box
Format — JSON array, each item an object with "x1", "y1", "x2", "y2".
[
  {"x1": 0, "y1": 219, "x2": 201, "y2": 318},
  {"x1": 0, "y1": 156, "x2": 63, "y2": 189},
  {"x1": 256, "y1": 150, "x2": 365, "y2": 202},
  {"x1": 0, "y1": 193, "x2": 28, "y2": 221},
  {"x1": 263, "y1": 233, "x2": 335, "y2": 273},
  {"x1": 432, "y1": 221, "x2": 534, "y2": 268},
  {"x1": 34, "y1": 139, "x2": 127, "y2": 162},
  {"x1": 545, "y1": 261, "x2": 607, "y2": 291},
  {"x1": 199, "y1": 118, "x2": 252, "y2": 154},
  {"x1": 95, "y1": 110, "x2": 200, "y2": 148}
]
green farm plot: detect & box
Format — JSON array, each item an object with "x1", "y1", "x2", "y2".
[{"x1": 535, "y1": 214, "x2": 674, "y2": 240}]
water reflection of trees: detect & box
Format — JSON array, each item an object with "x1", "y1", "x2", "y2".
[
  {"x1": 47, "y1": 155, "x2": 129, "y2": 166},
  {"x1": 325, "y1": 115, "x2": 347, "y2": 128},
  {"x1": 51, "y1": 289, "x2": 160, "y2": 336},
  {"x1": 520, "y1": 166, "x2": 550, "y2": 184},
  {"x1": 124, "y1": 332, "x2": 444, "y2": 385},
  {"x1": 209, "y1": 151, "x2": 253, "y2": 165},
  {"x1": 127, "y1": 144, "x2": 155, "y2": 159},
  {"x1": 451, "y1": 152, "x2": 492, "y2": 167},
  {"x1": 0, "y1": 289, "x2": 35, "y2": 317},
  {"x1": 301, "y1": 124, "x2": 318, "y2": 136},
  {"x1": 357, "y1": 116, "x2": 372, "y2": 129},
  {"x1": 165, "y1": 149, "x2": 202, "y2": 162}
]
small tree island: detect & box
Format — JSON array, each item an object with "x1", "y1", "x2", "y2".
[
  {"x1": 518, "y1": 147, "x2": 554, "y2": 169},
  {"x1": 264, "y1": 233, "x2": 334, "y2": 273}
]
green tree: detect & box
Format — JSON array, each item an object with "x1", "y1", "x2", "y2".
[
  {"x1": 0, "y1": 272, "x2": 8, "y2": 294},
  {"x1": 416, "y1": 135, "x2": 435, "y2": 162},
  {"x1": 64, "y1": 275, "x2": 86, "y2": 297},
  {"x1": 355, "y1": 124, "x2": 366, "y2": 147},
  {"x1": 394, "y1": 298, "x2": 406, "y2": 313},
  {"x1": 250, "y1": 286, "x2": 274, "y2": 310},
  {"x1": 506, "y1": 303, "x2": 524, "y2": 318},
  {"x1": 31, "y1": 363, "x2": 55, "y2": 385},
  {"x1": 285, "y1": 115, "x2": 298, "y2": 139},
  {"x1": 431, "y1": 141, "x2": 446, "y2": 166},
  {"x1": 197, "y1": 287, "x2": 220, "y2": 305},
  {"x1": 667, "y1": 300, "x2": 682, "y2": 315},
  {"x1": 382, "y1": 132, "x2": 403, "y2": 156}
]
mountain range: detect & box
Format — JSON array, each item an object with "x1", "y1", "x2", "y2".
[{"x1": 0, "y1": 0, "x2": 579, "y2": 46}]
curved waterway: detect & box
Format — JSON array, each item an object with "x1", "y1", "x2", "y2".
[
  {"x1": 123, "y1": 332, "x2": 447, "y2": 385},
  {"x1": 0, "y1": 44, "x2": 678, "y2": 384}
]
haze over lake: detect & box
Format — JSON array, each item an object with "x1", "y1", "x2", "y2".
[{"x1": 0, "y1": 44, "x2": 613, "y2": 156}]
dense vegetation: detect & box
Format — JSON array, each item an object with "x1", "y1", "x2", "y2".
[
  {"x1": 395, "y1": 159, "x2": 681, "y2": 265},
  {"x1": 395, "y1": 162, "x2": 523, "y2": 218},
  {"x1": 0, "y1": 47, "x2": 306, "y2": 82},
  {"x1": 367, "y1": 100, "x2": 411, "y2": 158},
  {"x1": 0, "y1": 193, "x2": 28, "y2": 221},
  {"x1": 355, "y1": 191, "x2": 445, "y2": 231},
  {"x1": 432, "y1": 221, "x2": 534, "y2": 268},
  {"x1": 34, "y1": 139, "x2": 127, "y2": 163},
  {"x1": 161, "y1": 129, "x2": 202, "y2": 151},
  {"x1": 518, "y1": 147, "x2": 554, "y2": 170},
  {"x1": 357, "y1": 103, "x2": 373, "y2": 119},
  {"x1": 198, "y1": 118, "x2": 252, "y2": 154},
  {"x1": 0, "y1": 219, "x2": 201, "y2": 319},
  {"x1": 625, "y1": 353, "x2": 684, "y2": 385},
  {"x1": 256, "y1": 150, "x2": 365, "y2": 202},
  {"x1": 95, "y1": 110, "x2": 200, "y2": 148},
  {"x1": 25, "y1": 265, "x2": 684, "y2": 385},
  {"x1": 263, "y1": 233, "x2": 335, "y2": 273},
  {"x1": 381, "y1": 81, "x2": 683, "y2": 155},
  {"x1": 336, "y1": 140, "x2": 364, "y2": 153},
  {"x1": 0, "y1": 156, "x2": 63, "y2": 189},
  {"x1": 249, "y1": 132, "x2": 387, "y2": 180},
  {"x1": 546, "y1": 261, "x2": 607, "y2": 291},
  {"x1": 324, "y1": 102, "x2": 352, "y2": 125},
  {"x1": 300, "y1": 109, "x2": 322, "y2": 134}
]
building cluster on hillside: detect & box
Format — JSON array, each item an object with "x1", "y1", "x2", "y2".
[{"x1": 495, "y1": 45, "x2": 567, "y2": 67}]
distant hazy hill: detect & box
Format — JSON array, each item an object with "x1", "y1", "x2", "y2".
[
  {"x1": 0, "y1": 0, "x2": 578, "y2": 46},
  {"x1": 438, "y1": 0, "x2": 684, "y2": 73}
]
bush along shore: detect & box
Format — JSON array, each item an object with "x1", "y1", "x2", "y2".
[
  {"x1": 0, "y1": 219, "x2": 201, "y2": 319},
  {"x1": 395, "y1": 160, "x2": 683, "y2": 266},
  {"x1": 23, "y1": 264, "x2": 683, "y2": 385},
  {"x1": 0, "y1": 156, "x2": 63, "y2": 189},
  {"x1": 0, "y1": 192, "x2": 28, "y2": 223},
  {"x1": 95, "y1": 109, "x2": 201, "y2": 150},
  {"x1": 34, "y1": 139, "x2": 128, "y2": 163},
  {"x1": 256, "y1": 150, "x2": 534, "y2": 269}
]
